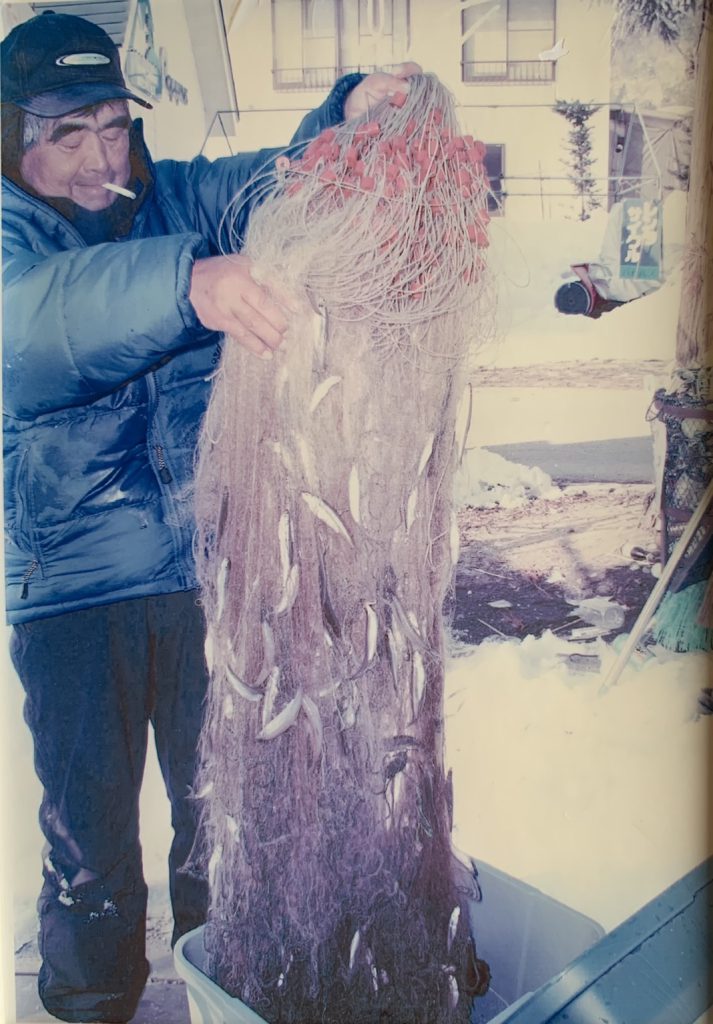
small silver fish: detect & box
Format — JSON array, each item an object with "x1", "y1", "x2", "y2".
[
  {"x1": 208, "y1": 844, "x2": 223, "y2": 889},
  {"x1": 364, "y1": 602, "x2": 378, "y2": 663},
  {"x1": 390, "y1": 594, "x2": 425, "y2": 651},
  {"x1": 262, "y1": 666, "x2": 281, "y2": 728},
  {"x1": 447, "y1": 973, "x2": 459, "y2": 1010},
  {"x1": 392, "y1": 771, "x2": 404, "y2": 808},
  {"x1": 384, "y1": 627, "x2": 400, "y2": 689},
  {"x1": 258, "y1": 690, "x2": 303, "y2": 740},
  {"x1": 349, "y1": 929, "x2": 361, "y2": 971},
  {"x1": 365, "y1": 948, "x2": 378, "y2": 993},
  {"x1": 261, "y1": 619, "x2": 276, "y2": 673},
  {"x1": 348, "y1": 601, "x2": 379, "y2": 681},
  {"x1": 216, "y1": 557, "x2": 229, "y2": 622},
  {"x1": 225, "y1": 663, "x2": 262, "y2": 703},
  {"x1": 278, "y1": 511, "x2": 292, "y2": 589},
  {"x1": 447, "y1": 906, "x2": 460, "y2": 953},
  {"x1": 309, "y1": 375, "x2": 341, "y2": 414},
  {"x1": 412, "y1": 652, "x2": 426, "y2": 717},
  {"x1": 275, "y1": 563, "x2": 299, "y2": 614},
  {"x1": 405, "y1": 486, "x2": 418, "y2": 534},
  {"x1": 204, "y1": 627, "x2": 215, "y2": 675},
  {"x1": 312, "y1": 299, "x2": 328, "y2": 369},
  {"x1": 417, "y1": 433, "x2": 435, "y2": 476},
  {"x1": 302, "y1": 492, "x2": 353, "y2": 545},
  {"x1": 302, "y1": 694, "x2": 324, "y2": 759}
]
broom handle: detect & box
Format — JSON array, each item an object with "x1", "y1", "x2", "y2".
[{"x1": 600, "y1": 476, "x2": 713, "y2": 692}]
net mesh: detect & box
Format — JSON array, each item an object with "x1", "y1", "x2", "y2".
[{"x1": 192, "y1": 73, "x2": 495, "y2": 1023}]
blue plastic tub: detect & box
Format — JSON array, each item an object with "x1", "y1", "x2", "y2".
[
  {"x1": 486, "y1": 855, "x2": 713, "y2": 1024},
  {"x1": 174, "y1": 857, "x2": 605, "y2": 1023}
]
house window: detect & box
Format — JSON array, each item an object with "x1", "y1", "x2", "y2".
[
  {"x1": 483, "y1": 144, "x2": 505, "y2": 213},
  {"x1": 461, "y1": 0, "x2": 555, "y2": 84},
  {"x1": 272, "y1": 0, "x2": 410, "y2": 90}
]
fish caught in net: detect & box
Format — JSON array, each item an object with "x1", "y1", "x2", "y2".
[{"x1": 193, "y1": 72, "x2": 495, "y2": 1024}]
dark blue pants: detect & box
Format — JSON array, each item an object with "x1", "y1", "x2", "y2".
[{"x1": 11, "y1": 591, "x2": 210, "y2": 1023}]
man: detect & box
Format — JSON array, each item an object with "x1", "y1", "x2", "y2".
[{"x1": 1, "y1": 11, "x2": 416, "y2": 1022}]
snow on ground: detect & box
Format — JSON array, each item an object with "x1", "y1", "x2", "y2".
[
  {"x1": 445, "y1": 635, "x2": 712, "y2": 933},
  {"x1": 455, "y1": 447, "x2": 560, "y2": 508}
]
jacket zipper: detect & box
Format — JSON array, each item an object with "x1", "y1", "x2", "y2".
[
  {"x1": 21, "y1": 559, "x2": 39, "y2": 600},
  {"x1": 154, "y1": 444, "x2": 173, "y2": 484}
]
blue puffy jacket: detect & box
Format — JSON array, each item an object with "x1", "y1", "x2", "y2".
[{"x1": 3, "y1": 77, "x2": 361, "y2": 625}]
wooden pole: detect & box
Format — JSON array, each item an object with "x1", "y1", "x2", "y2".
[{"x1": 675, "y1": 11, "x2": 713, "y2": 368}]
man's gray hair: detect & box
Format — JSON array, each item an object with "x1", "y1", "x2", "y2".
[{"x1": 22, "y1": 111, "x2": 46, "y2": 151}]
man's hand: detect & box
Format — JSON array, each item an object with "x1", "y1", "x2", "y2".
[
  {"x1": 189, "y1": 254, "x2": 299, "y2": 359},
  {"x1": 343, "y1": 62, "x2": 422, "y2": 121}
]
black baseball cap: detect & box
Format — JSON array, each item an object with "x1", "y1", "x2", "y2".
[{"x1": 1, "y1": 10, "x2": 152, "y2": 117}]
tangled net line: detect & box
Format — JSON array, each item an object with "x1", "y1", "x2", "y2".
[{"x1": 193, "y1": 73, "x2": 495, "y2": 1024}]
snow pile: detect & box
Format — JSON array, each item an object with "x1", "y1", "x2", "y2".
[
  {"x1": 445, "y1": 633, "x2": 712, "y2": 932},
  {"x1": 454, "y1": 446, "x2": 560, "y2": 508}
]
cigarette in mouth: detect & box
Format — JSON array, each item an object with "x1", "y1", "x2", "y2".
[{"x1": 102, "y1": 182, "x2": 136, "y2": 199}]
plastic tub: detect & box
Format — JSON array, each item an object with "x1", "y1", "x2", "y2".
[
  {"x1": 485, "y1": 855, "x2": 713, "y2": 1024},
  {"x1": 174, "y1": 857, "x2": 604, "y2": 1024}
]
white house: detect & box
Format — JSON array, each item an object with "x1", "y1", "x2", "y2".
[
  {"x1": 215, "y1": 0, "x2": 615, "y2": 220},
  {"x1": 2, "y1": 0, "x2": 617, "y2": 219}
]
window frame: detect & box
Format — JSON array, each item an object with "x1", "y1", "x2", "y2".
[
  {"x1": 460, "y1": 0, "x2": 557, "y2": 85},
  {"x1": 483, "y1": 143, "x2": 506, "y2": 214},
  {"x1": 271, "y1": 0, "x2": 410, "y2": 91}
]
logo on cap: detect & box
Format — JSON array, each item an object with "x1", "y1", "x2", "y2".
[{"x1": 56, "y1": 53, "x2": 111, "y2": 66}]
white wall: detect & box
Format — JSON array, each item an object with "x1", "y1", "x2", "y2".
[{"x1": 218, "y1": 0, "x2": 614, "y2": 219}]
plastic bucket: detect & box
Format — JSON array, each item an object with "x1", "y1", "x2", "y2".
[
  {"x1": 483, "y1": 856, "x2": 713, "y2": 1024},
  {"x1": 174, "y1": 858, "x2": 605, "y2": 1024}
]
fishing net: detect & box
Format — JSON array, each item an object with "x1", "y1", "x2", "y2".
[{"x1": 193, "y1": 73, "x2": 495, "y2": 1023}]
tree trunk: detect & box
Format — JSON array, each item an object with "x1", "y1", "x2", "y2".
[{"x1": 675, "y1": 10, "x2": 713, "y2": 367}]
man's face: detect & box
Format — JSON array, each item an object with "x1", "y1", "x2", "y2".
[{"x1": 20, "y1": 100, "x2": 132, "y2": 212}]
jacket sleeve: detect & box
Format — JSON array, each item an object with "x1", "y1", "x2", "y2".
[
  {"x1": 157, "y1": 73, "x2": 365, "y2": 253},
  {"x1": 2, "y1": 228, "x2": 210, "y2": 420}
]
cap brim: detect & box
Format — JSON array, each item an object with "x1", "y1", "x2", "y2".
[{"x1": 16, "y1": 82, "x2": 152, "y2": 117}]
